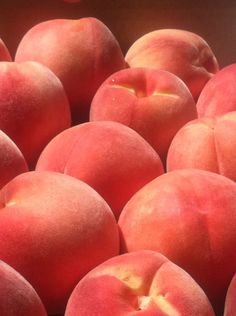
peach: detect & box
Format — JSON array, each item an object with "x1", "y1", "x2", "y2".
[
  {"x1": 125, "y1": 29, "x2": 219, "y2": 101},
  {"x1": 0, "y1": 61, "x2": 71, "y2": 169},
  {"x1": 0, "y1": 260, "x2": 46, "y2": 316},
  {"x1": 167, "y1": 112, "x2": 236, "y2": 181},
  {"x1": 15, "y1": 17, "x2": 126, "y2": 123},
  {"x1": 0, "y1": 38, "x2": 11, "y2": 61},
  {"x1": 65, "y1": 250, "x2": 215, "y2": 316},
  {"x1": 119, "y1": 169, "x2": 236, "y2": 314},
  {"x1": 90, "y1": 67, "x2": 197, "y2": 165},
  {"x1": 0, "y1": 171, "x2": 119, "y2": 314},
  {"x1": 197, "y1": 64, "x2": 236, "y2": 117},
  {"x1": 0, "y1": 130, "x2": 28, "y2": 189},
  {"x1": 224, "y1": 274, "x2": 236, "y2": 316},
  {"x1": 36, "y1": 121, "x2": 164, "y2": 219}
]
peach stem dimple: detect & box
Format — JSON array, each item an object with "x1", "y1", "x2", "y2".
[
  {"x1": 138, "y1": 295, "x2": 152, "y2": 310},
  {"x1": 5, "y1": 200, "x2": 17, "y2": 207}
]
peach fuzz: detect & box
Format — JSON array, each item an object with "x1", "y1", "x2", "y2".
[
  {"x1": 224, "y1": 274, "x2": 236, "y2": 316},
  {"x1": 167, "y1": 112, "x2": 236, "y2": 181},
  {"x1": 0, "y1": 38, "x2": 12, "y2": 61},
  {"x1": 118, "y1": 169, "x2": 236, "y2": 315},
  {"x1": 0, "y1": 61, "x2": 71, "y2": 169},
  {"x1": 15, "y1": 17, "x2": 126, "y2": 123},
  {"x1": 0, "y1": 171, "x2": 119, "y2": 314},
  {"x1": 125, "y1": 29, "x2": 219, "y2": 101},
  {"x1": 36, "y1": 121, "x2": 164, "y2": 219},
  {"x1": 90, "y1": 67, "x2": 197, "y2": 165},
  {"x1": 0, "y1": 260, "x2": 46, "y2": 316},
  {"x1": 0, "y1": 130, "x2": 28, "y2": 189},
  {"x1": 65, "y1": 250, "x2": 215, "y2": 316},
  {"x1": 197, "y1": 64, "x2": 236, "y2": 117}
]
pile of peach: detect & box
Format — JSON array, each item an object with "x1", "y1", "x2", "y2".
[{"x1": 0, "y1": 15, "x2": 236, "y2": 316}]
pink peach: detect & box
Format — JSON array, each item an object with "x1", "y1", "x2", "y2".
[
  {"x1": 0, "y1": 130, "x2": 28, "y2": 189},
  {"x1": 36, "y1": 121, "x2": 164, "y2": 219},
  {"x1": 65, "y1": 250, "x2": 215, "y2": 316},
  {"x1": 197, "y1": 64, "x2": 236, "y2": 117},
  {"x1": 125, "y1": 29, "x2": 219, "y2": 101},
  {"x1": 224, "y1": 273, "x2": 236, "y2": 316},
  {"x1": 0, "y1": 171, "x2": 119, "y2": 314},
  {"x1": 167, "y1": 112, "x2": 236, "y2": 181},
  {"x1": 0, "y1": 38, "x2": 11, "y2": 61},
  {"x1": 0, "y1": 61, "x2": 71, "y2": 169},
  {"x1": 90, "y1": 67, "x2": 197, "y2": 164},
  {"x1": 0, "y1": 260, "x2": 46, "y2": 316},
  {"x1": 15, "y1": 17, "x2": 126, "y2": 123},
  {"x1": 119, "y1": 169, "x2": 236, "y2": 314}
]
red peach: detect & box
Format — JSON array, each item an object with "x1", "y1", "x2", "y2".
[
  {"x1": 125, "y1": 29, "x2": 219, "y2": 101},
  {"x1": 0, "y1": 260, "x2": 46, "y2": 316},
  {"x1": 90, "y1": 67, "x2": 197, "y2": 165},
  {"x1": 0, "y1": 61, "x2": 71, "y2": 169},
  {"x1": 224, "y1": 274, "x2": 236, "y2": 316},
  {"x1": 0, "y1": 130, "x2": 28, "y2": 189},
  {"x1": 0, "y1": 171, "x2": 119, "y2": 314},
  {"x1": 167, "y1": 112, "x2": 236, "y2": 181},
  {"x1": 118, "y1": 169, "x2": 236, "y2": 314},
  {"x1": 65, "y1": 250, "x2": 215, "y2": 316},
  {"x1": 15, "y1": 17, "x2": 126, "y2": 123},
  {"x1": 0, "y1": 38, "x2": 12, "y2": 61},
  {"x1": 36, "y1": 121, "x2": 164, "y2": 219},
  {"x1": 197, "y1": 64, "x2": 236, "y2": 117}
]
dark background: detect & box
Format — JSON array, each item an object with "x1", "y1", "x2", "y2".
[{"x1": 0, "y1": 0, "x2": 235, "y2": 68}]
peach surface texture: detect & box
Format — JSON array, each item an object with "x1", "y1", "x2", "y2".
[
  {"x1": 125, "y1": 29, "x2": 219, "y2": 101},
  {"x1": 36, "y1": 121, "x2": 164, "y2": 219},
  {"x1": 0, "y1": 171, "x2": 119, "y2": 314},
  {"x1": 65, "y1": 250, "x2": 215, "y2": 316},
  {"x1": 90, "y1": 67, "x2": 197, "y2": 166},
  {"x1": 15, "y1": 17, "x2": 126, "y2": 123},
  {"x1": 119, "y1": 169, "x2": 236, "y2": 315}
]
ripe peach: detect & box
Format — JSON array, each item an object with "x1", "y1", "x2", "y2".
[
  {"x1": 36, "y1": 121, "x2": 164, "y2": 219},
  {"x1": 125, "y1": 29, "x2": 219, "y2": 101},
  {"x1": 65, "y1": 250, "x2": 215, "y2": 316},
  {"x1": 0, "y1": 61, "x2": 71, "y2": 169},
  {"x1": 0, "y1": 260, "x2": 46, "y2": 316},
  {"x1": 0, "y1": 130, "x2": 28, "y2": 189},
  {"x1": 167, "y1": 112, "x2": 236, "y2": 181},
  {"x1": 0, "y1": 171, "x2": 119, "y2": 314},
  {"x1": 224, "y1": 274, "x2": 236, "y2": 316},
  {"x1": 90, "y1": 67, "x2": 197, "y2": 164},
  {"x1": 197, "y1": 64, "x2": 236, "y2": 117},
  {"x1": 15, "y1": 17, "x2": 126, "y2": 123},
  {"x1": 119, "y1": 169, "x2": 236, "y2": 314},
  {"x1": 0, "y1": 38, "x2": 11, "y2": 61}
]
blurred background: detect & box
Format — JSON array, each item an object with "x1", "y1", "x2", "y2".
[{"x1": 0, "y1": 0, "x2": 235, "y2": 68}]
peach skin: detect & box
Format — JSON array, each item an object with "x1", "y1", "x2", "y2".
[
  {"x1": 0, "y1": 61, "x2": 71, "y2": 169},
  {"x1": 15, "y1": 17, "x2": 126, "y2": 123},
  {"x1": 36, "y1": 121, "x2": 164, "y2": 219},
  {"x1": 125, "y1": 29, "x2": 219, "y2": 101},
  {"x1": 90, "y1": 67, "x2": 197, "y2": 165},
  {"x1": 119, "y1": 169, "x2": 236, "y2": 315},
  {"x1": 224, "y1": 273, "x2": 236, "y2": 316},
  {"x1": 197, "y1": 64, "x2": 236, "y2": 117},
  {"x1": 167, "y1": 112, "x2": 236, "y2": 182},
  {"x1": 0, "y1": 130, "x2": 28, "y2": 189},
  {"x1": 0, "y1": 171, "x2": 119, "y2": 314},
  {"x1": 0, "y1": 38, "x2": 12, "y2": 61},
  {"x1": 0, "y1": 260, "x2": 46, "y2": 316},
  {"x1": 65, "y1": 250, "x2": 215, "y2": 316}
]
